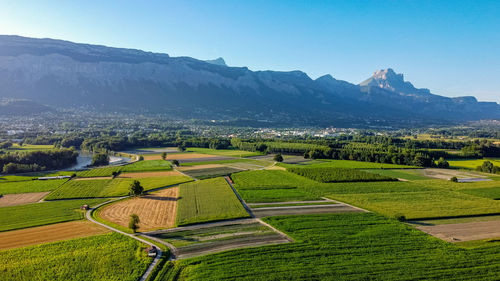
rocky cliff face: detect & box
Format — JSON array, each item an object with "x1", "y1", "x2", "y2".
[{"x1": 0, "y1": 35, "x2": 498, "y2": 125}]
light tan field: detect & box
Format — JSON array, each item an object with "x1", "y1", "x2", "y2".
[
  {"x1": 417, "y1": 220, "x2": 500, "y2": 242},
  {"x1": 176, "y1": 164, "x2": 226, "y2": 171},
  {"x1": 422, "y1": 168, "x2": 487, "y2": 180},
  {"x1": 118, "y1": 170, "x2": 183, "y2": 178},
  {"x1": 143, "y1": 153, "x2": 216, "y2": 160},
  {"x1": 265, "y1": 165, "x2": 286, "y2": 171},
  {"x1": 0, "y1": 221, "x2": 110, "y2": 250},
  {"x1": 0, "y1": 192, "x2": 50, "y2": 207},
  {"x1": 74, "y1": 177, "x2": 113, "y2": 181},
  {"x1": 99, "y1": 187, "x2": 178, "y2": 231}
]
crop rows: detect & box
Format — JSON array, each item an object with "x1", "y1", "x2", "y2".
[
  {"x1": 287, "y1": 167, "x2": 397, "y2": 183},
  {"x1": 0, "y1": 198, "x2": 106, "y2": 232},
  {"x1": 0, "y1": 233, "x2": 151, "y2": 281},
  {"x1": 154, "y1": 213, "x2": 500, "y2": 280},
  {"x1": 46, "y1": 175, "x2": 192, "y2": 199},
  {"x1": 0, "y1": 179, "x2": 68, "y2": 195},
  {"x1": 176, "y1": 177, "x2": 249, "y2": 225}
]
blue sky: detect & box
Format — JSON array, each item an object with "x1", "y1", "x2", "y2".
[{"x1": 1, "y1": 0, "x2": 499, "y2": 101}]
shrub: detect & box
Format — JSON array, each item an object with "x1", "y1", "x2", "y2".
[
  {"x1": 274, "y1": 154, "x2": 284, "y2": 162},
  {"x1": 395, "y1": 214, "x2": 406, "y2": 222}
]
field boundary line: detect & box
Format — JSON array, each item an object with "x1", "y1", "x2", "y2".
[
  {"x1": 85, "y1": 198, "x2": 163, "y2": 281},
  {"x1": 224, "y1": 176, "x2": 254, "y2": 218},
  {"x1": 253, "y1": 204, "x2": 349, "y2": 211},
  {"x1": 256, "y1": 218, "x2": 294, "y2": 242},
  {"x1": 323, "y1": 197, "x2": 370, "y2": 212},
  {"x1": 248, "y1": 199, "x2": 335, "y2": 206}
]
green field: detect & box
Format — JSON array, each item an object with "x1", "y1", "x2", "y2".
[
  {"x1": 176, "y1": 178, "x2": 249, "y2": 225},
  {"x1": 363, "y1": 169, "x2": 431, "y2": 180},
  {"x1": 46, "y1": 179, "x2": 121, "y2": 199},
  {"x1": 460, "y1": 187, "x2": 500, "y2": 200},
  {"x1": 0, "y1": 198, "x2": 106, "y2": 232},
  {"x1": 448, "y1": 158, "x2": 500, "y2": 170},
  {"x1": 186, "y1": 147, "x2": 263, "y2": 157},
  {"x1": 138, "y1": 176, "x2": 193, "y2": 190},
  {"x1": 0, "y1": 171, "x2": 74, "y2": 183},
  {"x1": 46, "y1": 175, "x2": 191, "y2": 199},
  {"x1": 5, "y1": 143, "x2": 55, "y2": 151},
  {"x1": 0, "y1": 179, "x2": 68, "y2": 194},
  {"x1": 77, "y1": 166, "x2": 122, "y2": 177},
  {"x1": 250, "y1": 202, "x2": 337, "y2": 208},
  {"x1": 326, "y1": 180, "x2": 500, "y2": 219},
  {"x1": 233, "y1": 170, "x2": 500, "y2": 219},
  {"x1": 76, "y1": 160, "x2": 173, "y2": 177},
  {"x1": 232, "y1": 170, "x2": 322, "y2": 203},
  {"x1": 287, "y1": 167, "x2": 396, "y2": 183},
  {"x1": 153, "y1": 213, "x2": 500, "y2": 280},
  {"x1": 0, "y1": 233, "x2": 151, "y2": 281},
  {"x1": 121, "y1": 160, "x2": 172, "y2": 173}
]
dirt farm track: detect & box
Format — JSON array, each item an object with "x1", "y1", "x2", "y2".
[{"x1": 99, "y1": 187, "x2": 179, "y2": 231}]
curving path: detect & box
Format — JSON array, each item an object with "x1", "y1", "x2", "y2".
[{"x1": 85, "y1": 199, "x2": 163, "y2": 281}]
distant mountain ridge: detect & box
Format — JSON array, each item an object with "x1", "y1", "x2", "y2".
[{"x1": 0, "y1": 35, "x2": 498, "y2": 127}]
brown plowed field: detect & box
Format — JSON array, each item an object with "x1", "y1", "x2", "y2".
[
  {"x1": 416, "y1": 220, "x2": 500, "y2": 242},
  {"x1": 251, "y1": 204, "x2": 364, "y2": 218},
  {"x1": 99, "y1": 187, "x2": 178, "y2": 231},
  {"x1": 118, "y1": 171, "x2": 183, "y2": 178},
  {"x1": 144, "y1": 153, "x2": 216, "y2": 160},
  {"x1": 0, "y1": 192, "x2": 50, "y2": 207},
  {"x1": 0, "y1": 220, "x2": 110, "y2": 250}
]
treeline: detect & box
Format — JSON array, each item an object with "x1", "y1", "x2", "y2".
[
  {"x1": 0, "y1": 148, "x2": 78, "y2": 174},
  {"x1": 476, "y1": 161, "x2": 500, "y2": 174}
]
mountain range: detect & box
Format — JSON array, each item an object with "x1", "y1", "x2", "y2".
[{"x1": 0, "y1": 35, "x2": 498, "y2": 127}]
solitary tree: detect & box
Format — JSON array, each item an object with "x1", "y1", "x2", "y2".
[
  {"x1": 129, "y1": 214, "x2": 140, "y2": 233},
  {"x1": 129, "y1": 180, "x2": 144, "y2": 196},
  {"x1": 161, "y1": 152, "x2": 167, "y2": 160},
  {"x1": 178, "y1": 145, "x2": 186, "y2": 152},
  {"x1": 450, "y1": 176, "x2": 458, "y2": 182},
  {"x1": 436, "y1": 157, "x2": 449, "y2": 168},
  {"x1": 274, "y1": 154, "x2": 284, "y2": 162},
  {"x1": 111, "y1": 171, "x2": 120, "y2": 178},
  {"x1": 172, "y1": 159, "x2": 180, "y2": 166}
]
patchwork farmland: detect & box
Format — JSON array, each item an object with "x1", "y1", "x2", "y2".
[{"x1": 3, "y1": 146, "x2": 500, "y2": 280}]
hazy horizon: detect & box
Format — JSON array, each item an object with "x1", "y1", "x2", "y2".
[{"x1": 1, "y1": 0, "x2": 499, "y2": 102}]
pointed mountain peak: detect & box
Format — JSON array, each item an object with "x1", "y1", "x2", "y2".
[
  {"x1": 204, "y1": 57, "x2": 227, "y2": 66},
  {"x1": 316, "y1": 74, "x2": 336, "y2": 81},
  {"x1": 360, "y1": 68, "x2": 430, "y2": 95}
]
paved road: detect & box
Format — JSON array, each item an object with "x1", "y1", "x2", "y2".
[{"x1": 85, "y1": 199, "x2": 163, "y2": 281}]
